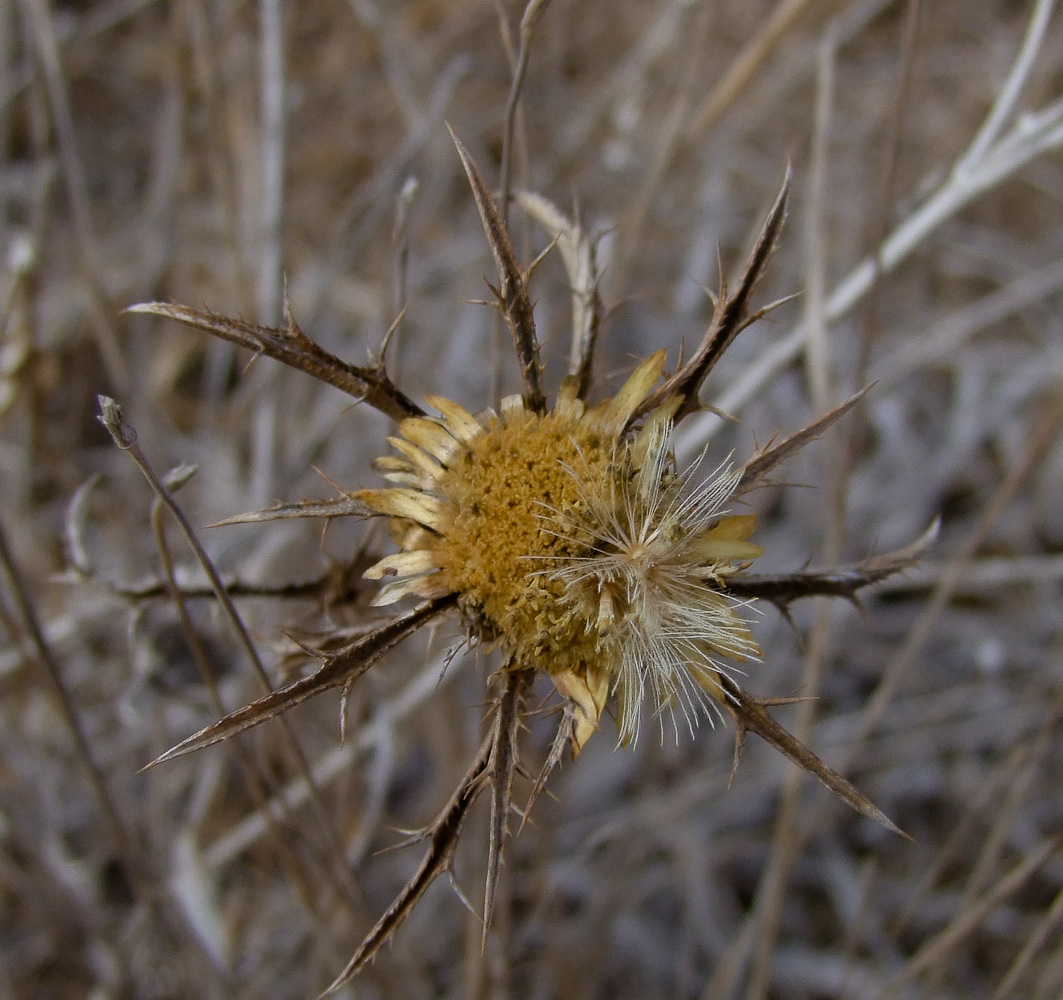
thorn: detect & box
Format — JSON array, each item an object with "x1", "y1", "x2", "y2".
[{"x1": 729, "y1": 723, "x2": 748, "y2": 788}]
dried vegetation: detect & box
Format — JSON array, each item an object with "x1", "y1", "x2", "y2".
[{"x1": 2, "y1": 0, "x2": 1063, "y2": 998}]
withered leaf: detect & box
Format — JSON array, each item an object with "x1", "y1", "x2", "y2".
[
  {"x1": 735, "y1": 385, "x2": 872, "y2": 495},
  {"x1": 323, "y1": 726, "x2": 494, "y2": 993},
  {"x1": 210, "y1": 496, "x2": 367, "y2": 526}
]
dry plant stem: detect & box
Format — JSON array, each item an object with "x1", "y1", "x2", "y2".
[
  {"x1": 958, "y1": 0, "x2": 1058, "y2": 173},
  {"x1": 250, "y1": 0, "x2": 288, "y2": 505},
  {"x1": 498, "y1": 0, "x2": 554, "y2": 226},
  {"x1": 257, "y1": 0, "x2": 285, "y2": 326},
  {"x1": 184, "y1": 0, "x2": 254, "y2": 320},
  {"x1": 515, "y1": 190, "x2": 604, "y2": 398},
  {"x1": 324, "y1": 728, "x2": 496, "y2": 994},
  {"x1": 22, "y1": 0, "x2": 128, "y2": 391},
  {"x1": 878, "y1": 836, "x2": 1063, "y2": 996},
  {"x1": 483, "y1": 667, "x2": 532, "y2": 945},
  {"x1": 96, "y1": 397, "x2": 351, "y2": 873},
  {"x1": 803, "y1": 26, "x2": 836, "y2": 413},
  {"x1": 348, "y1": 0, "x2": 425, "y2": 130},
  {"x1": 149, "y1": 495, "x2": 364, "y2": 918},
  {"x1": 853, "y1": 0, "x2": 923, "y2": 389},
  {"x1": 749, "y1": 14, "x2": 922, "y2": 987},
  {"x1": 449, "y1": 128, "x2": 547, "y2": 412},
  {"x1": 125, "y1": 301, "x2": 423, "y2": 421},
  {"x1": 990, "y1": 884, "x2": 1063, "y2": 1000},
  {"x1": 0, "y1": 513, "x2": 145, "y2": 882},
  {"x1": 634, "y1": 168, "x2": 791, "y2": 422},
  {"x1": 690, "y1": 0, "x2": 819, "y2": 140}
]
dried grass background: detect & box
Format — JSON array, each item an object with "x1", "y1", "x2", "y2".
[{"x1": 3, "y1": 0, "x2": 1063, "y2": 997}]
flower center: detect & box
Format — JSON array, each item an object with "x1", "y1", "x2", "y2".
[{"x1": 435, "y1": 410, "x2": 610, "y2": 668}]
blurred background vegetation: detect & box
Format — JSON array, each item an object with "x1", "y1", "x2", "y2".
[{"x1": 2, "y1": 0, "x2": 1063, "y2": 997}]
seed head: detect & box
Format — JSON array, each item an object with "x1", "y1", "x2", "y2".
[{"x1": 358, "y1": 350, "x2": 763, "y2": 749}]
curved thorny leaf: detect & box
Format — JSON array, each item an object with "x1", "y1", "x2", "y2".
[
  {"x1": 322, "y1": 727, "x2": 494, "y2": 995},
  {"x1": 449, "y1": 127, "x2": 547, "y2": 413},
  {"x1": 724, "y1": 519, "x2": 940, "y2": 611},
  {"x1": 633, "y1": 166, "x2": 792, "y2": 423},
  {"x1": 126, "y1": 300, "x2": 423, "y2": 421},
  {"x1": 715, "y1": 672, "x2": 909, "y2": 839}
]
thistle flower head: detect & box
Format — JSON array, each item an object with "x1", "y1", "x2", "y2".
[
  {"x1": 128, "y1": 151, "x2": 929, "y2": 989},
  {"x1": 358, "y1": 349, "x2": 763, "y2": 749}
]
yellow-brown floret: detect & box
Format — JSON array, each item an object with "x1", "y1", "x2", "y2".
[{"x1": 436, "y1": 407, "x2": 611, "y2": 666}]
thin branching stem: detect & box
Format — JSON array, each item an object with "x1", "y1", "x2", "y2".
[
  {"x1": 97, "y1": 396, "x2": 353, "y2": 865},
  {"x1": 499, "y1": 0, "x2": 554, "y2": 225},
  {"x1": 150, "y1": 494, "x2": 363, "y2": 917}
]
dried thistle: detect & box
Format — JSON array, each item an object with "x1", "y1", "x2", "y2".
[{"x1": 123, "y1": 136, "x2": 932, "y2": 993}]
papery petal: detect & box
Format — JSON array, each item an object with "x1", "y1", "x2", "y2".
[
  {"x1": 370, "y1": 571, "x2": 453, "y2": 607},
  {"x1": 552, "y1": 667, "x2": 609, "y2": 754},
  {"x1": 426, "y1": 395, "x2": 484, "y2": 445},
  {"x1": 595, "y1": 350, "x2": 666, "y2": 433},
  {"x1": 356, "y1": 489, "x2": 446, "y2": 531},
  {"x1": 364, "y1": 549, "x2": 441, "y2": 580},
  {"x1": 399, "y1": 418, "x2": 463, "y2": 465}
]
